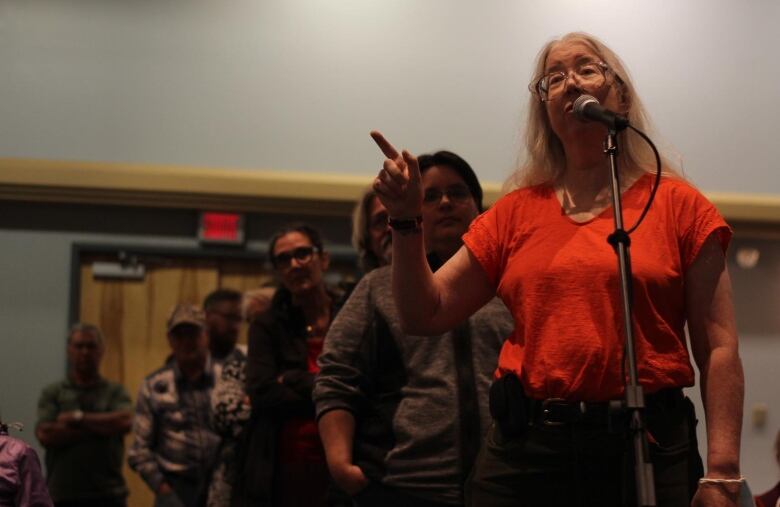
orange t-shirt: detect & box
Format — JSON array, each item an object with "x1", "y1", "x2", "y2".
[{"x1": 462, "y1": 174, "x2": 731, "y2": 401}]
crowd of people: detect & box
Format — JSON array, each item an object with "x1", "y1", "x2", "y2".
[{"x1": 0, "y1": 31, "x2": 762, "y2": 507}]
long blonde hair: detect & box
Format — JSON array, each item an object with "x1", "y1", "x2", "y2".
[{"x1": 509, "y1": 32, "x2": 679, "y2": 190}]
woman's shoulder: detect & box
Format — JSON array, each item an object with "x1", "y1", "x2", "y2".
[
  {"x1": 655, "y1": 173, "x2": 699, "y2": 191},
  {"x1": 504, "y1": 181, "x2": 553, "y2": 200},
  {"x1": 487, "y1": 183, "x2": 552, "y2": 211},
  {"x1": 651, "y1": 174, "x2": 715, "y2": 209},
  {"x1": 478, "y1": 183, "x2": 554, "y2": 224}
]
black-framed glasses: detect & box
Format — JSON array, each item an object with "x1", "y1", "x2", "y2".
[
  {"x1": 529, "y1": 61, "x2": 613, "y2": 102},
  {"x1": 272, "y1": 246, "x2": 319, "y2": 268},
  {"x1": 423, "y1": 185, "x2": 472, "y2": 206}
]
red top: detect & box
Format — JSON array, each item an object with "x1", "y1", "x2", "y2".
[
  {"x1": 463, "y1": 174, "x2": 731, "y2": 401},
  {"x1": 278, "y1": 336, "x2": 326, "y2": 464},
  {"x1": 306, "y1": 336, "x2": 324, "y2": 374}
]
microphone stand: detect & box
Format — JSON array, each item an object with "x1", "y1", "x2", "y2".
[{"x1": 604, "y1": 128, "x2": 656, "y2": 507}]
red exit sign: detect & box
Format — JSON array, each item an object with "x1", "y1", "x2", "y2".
[{"x1": 198, "y1": 212, "x2": 245, "y2": 245}]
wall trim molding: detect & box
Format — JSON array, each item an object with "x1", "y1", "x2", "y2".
[{"x1": 2, "y1": 158, "x2": 779, "y2": 221}]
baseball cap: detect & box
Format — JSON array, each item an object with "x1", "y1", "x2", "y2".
[{"x1": 166, "y1": 304, "x2": 205, "y2": 333}]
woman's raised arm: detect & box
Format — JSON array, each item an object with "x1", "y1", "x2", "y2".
[{"x1": 371, "y1": 131, "x2": 496, "y2": 335}]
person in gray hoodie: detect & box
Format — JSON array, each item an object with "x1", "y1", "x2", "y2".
[{"x1": 314, "y1": 150, "x2": 513, "y2": 507}]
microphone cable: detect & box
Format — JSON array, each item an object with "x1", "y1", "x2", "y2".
[
  {"x1": 623, "y1": 124, "x2": 662, "y2": 235},
  {"x1": 614, "y1": 125, "x2": 663, "y2": 390}
]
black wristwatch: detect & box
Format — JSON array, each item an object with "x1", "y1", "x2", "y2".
[{"x1": 388, "y1": 215, "x2": 422, "y2": 231}]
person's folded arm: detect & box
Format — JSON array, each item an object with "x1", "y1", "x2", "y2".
[
  {"x1": 78, "y1": 410, "x2": 133, "y2": 436},
  {"x1": 35, "y1": 421, "x2": 88, "y2": 448},
  {"x1": 35, "y1": 387, "x2": 87, "y2": 448}
]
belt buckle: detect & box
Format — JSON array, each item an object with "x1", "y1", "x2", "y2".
[
  {"x1": 541, "y1": 399, "x2": 588, "y2": 426},
  {"x1": 541, "y1": 398, "x2": 569, "y2": 426}
]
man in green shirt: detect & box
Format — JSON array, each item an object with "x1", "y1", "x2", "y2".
[{"x1": 36, "y1": 323, "x2": 133, "y2": 507}]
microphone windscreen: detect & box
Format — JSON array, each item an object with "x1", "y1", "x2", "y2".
[{"x1": 573, "y1": 94, "x2": 599, "y2": 117}]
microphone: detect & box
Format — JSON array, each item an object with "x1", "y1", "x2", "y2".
[{"x1": 573, "y1": 95, "x2": 629, "y2": 131}]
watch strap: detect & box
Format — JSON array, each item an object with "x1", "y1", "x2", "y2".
[{"x1": 388, "y1": 215, "x2": 422, "y2": 231}]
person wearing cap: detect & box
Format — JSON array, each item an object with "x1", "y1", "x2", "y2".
[
  {"x1": 314, "y1": 150, "x2": 513, "y2": 507},
  {"x1": 35, "y1": 323, "x2": 132, "y2": 507},
  {"x1": 128, "y1": 304, "x2": 221, "y2": 507}
]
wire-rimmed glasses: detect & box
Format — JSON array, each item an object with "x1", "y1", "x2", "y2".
[{"x1": 530, "y1": 61, "x2": 614, "y2": 102}]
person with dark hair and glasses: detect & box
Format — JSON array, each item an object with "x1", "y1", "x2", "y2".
[
  {"x1": 237, "y1": 224, "x2": 348, "y2": 506},
  {"x1": 315, "y1": 150, "x2": 512, "y2": 507}
]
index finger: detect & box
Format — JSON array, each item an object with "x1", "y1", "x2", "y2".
[{"x1": 370, "y1": 130, "x2": 400, "y2": 160}]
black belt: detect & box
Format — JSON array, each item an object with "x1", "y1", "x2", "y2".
[{"x1": 527, "y1": 388, "x2": 683, "y2": 426}]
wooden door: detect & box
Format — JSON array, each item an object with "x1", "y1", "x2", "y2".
[{"x1": 78, "y1": 253, "x2": 273, "y2": 507}]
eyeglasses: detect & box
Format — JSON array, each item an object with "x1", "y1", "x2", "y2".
[
  {"x1": 272, "y1": 246, "x2": 319, "y2": 268},
  {"x1": 423, "y1": 185, "x2": 472, "y2": 206},
  {"x1": 530, "y1": 61, "x2": 612, "y2": 102}
]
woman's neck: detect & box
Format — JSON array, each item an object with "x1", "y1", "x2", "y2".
[
  {"x1": 293, "y1": 285, "x2": 332, "y2": 330},
  {"x1": 557, "y1": 149, "x2": 643, "y2": 219},
  {"x1": 557, "y1": 159, "x2": 611, "y2": 209}
]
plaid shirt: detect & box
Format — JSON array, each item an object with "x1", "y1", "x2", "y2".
[{"x1": 128, "y1": 357, "x2": 222, "y2": 491}]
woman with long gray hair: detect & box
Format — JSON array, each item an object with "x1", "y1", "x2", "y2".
[{"x1": 370, "y1": 32, "x2": 743, "y2": 507}]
